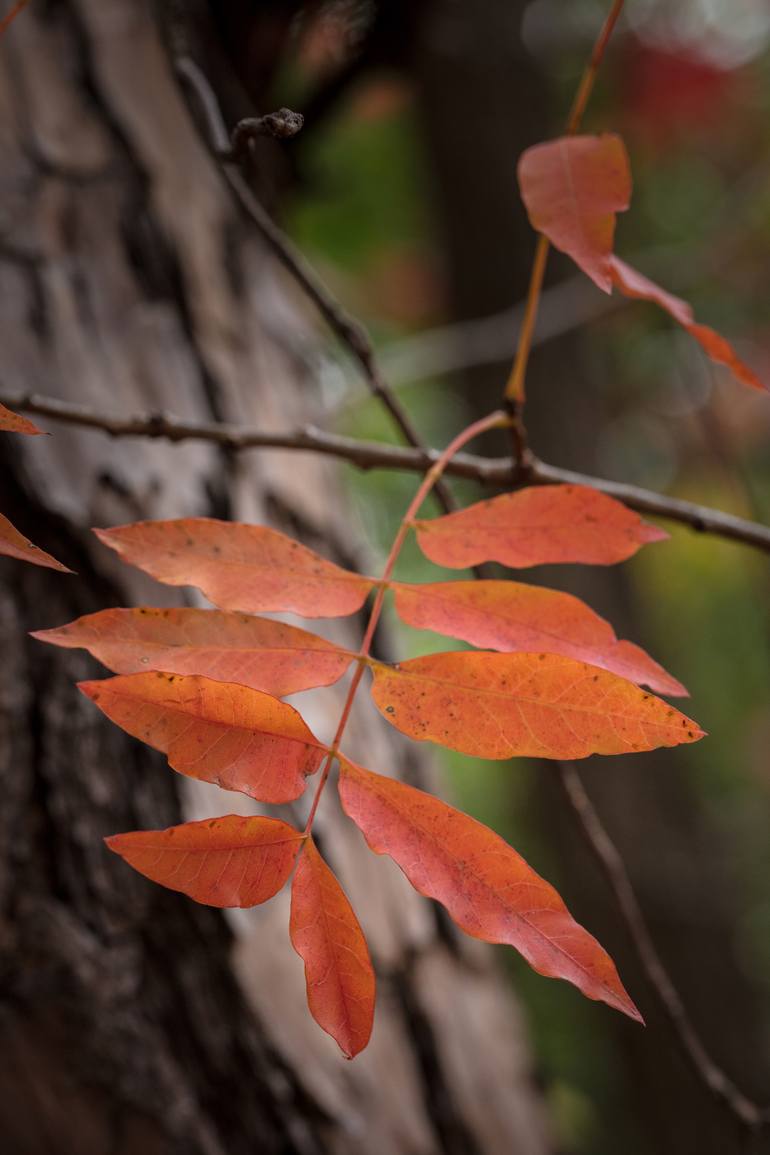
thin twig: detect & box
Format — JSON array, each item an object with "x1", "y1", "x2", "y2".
[
  {"x1": 557, "y1": 762, "x2": 769, "y2": 1135},
  {"x1": 172, "y1": 55, "x2": 457, "y2": 516},
  {"x1": 5, "y1": 390, "x2": 770, "y2": 554}
]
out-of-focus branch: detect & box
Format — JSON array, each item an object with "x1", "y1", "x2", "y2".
[
  {"x1": 5, "y1": 391, "x2": 770, "y2": 554},
  {"x1": 172, "y1": 54, "x2": 457, "y2": 516},
  {"x1": 557, "y1": 762, "x2": 770, "y2": 1136}
]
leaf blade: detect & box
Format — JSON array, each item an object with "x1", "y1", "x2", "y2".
[
  {"x1": 290, "y1": 837, "x2": 375, "y2": 1059},
  {"x1": 106, "y1": 815, "x2": 304, "y2": 907},
  {"x1": 0, "y1": 402, "x2": 44, "y2": 435},
  {"x1": 338, "y1": 760, "x2": 641, "y2": 1021},
  {"x1": 518, "y1": 134, "x2": 632, "y2": 292},
  {"x1": 0, "y1": 512, "x2": 73, "y2": 572},
  {"x1": 370, "y1": 651, "x2": 703, "y2": 760},
  {"x1": 94, "y1": 518, "x2": 374, "y2": 617},
  {"x1": 610, "y1": 257, "x2": 765, "y2": 392},
  {"x1": 413, "y1": 485, "x2": 666, "y2": 570},
  {"x1": 394, "y1": 580, "x2": 686, "y2": 696},
  {"x1": 80, "y1": 672, "x2": 326, "y2": 803},
  {"x1": 34, "y1": 607, "x2": 353, "y2": 696}
]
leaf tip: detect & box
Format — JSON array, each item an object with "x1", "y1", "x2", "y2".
[{"x1": 639, "y1": 522, "x2": 668, "y2": 545}]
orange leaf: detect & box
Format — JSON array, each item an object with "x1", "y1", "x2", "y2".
[
  {"x1": 370, "y1": 651, "x2": 703, "y2": 759},
  {"x1": 106, "y1": 815, "x2": 304, "y2": 907},
  {"x1": 0, "y1": 402, "x2": 43, "y2": 435},
  {"x1": 413, "y1": 485, "x2": 666, "y2": 570},
  {"x1": 0, "y1": 512, "x2": 72, "y2": 572},
  {"x1": 393, "y1": 580, "x2": 685, "y2": 697},
  {"x1": 610, "y1": 257, "x2": 765, "y2": 392},
  {"x1": 80, "y1": 672, "x2": 325, "y2": 803},
  {"x1": 34, "y1": 607, "x2": 353, "y2": 696},
  {"x1": 338, "y1": 760, "x2": 640, "y2": 1021},
  {"x1": 518, "y1": 134, "x2": 631, "y2": 292},
  {"x1": 290, "y1": 837, "x2": 375, "y2": 1058},
  {"x1": 94, "y1": 518, "x2": 374, "y2": 617}
]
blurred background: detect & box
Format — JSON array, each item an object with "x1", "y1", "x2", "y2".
[
  {"x1": 276, "y1": 1, "x2": 770, "y2": 1150},
  {"x1": 2, "y1": 2, "x2": 770, "y2": 1153}
]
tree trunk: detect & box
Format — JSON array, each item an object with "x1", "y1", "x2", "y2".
[{"x1": 0, "y1": 3, "x2": 549, "y2": 1153}]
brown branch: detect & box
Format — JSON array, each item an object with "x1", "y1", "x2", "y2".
[
  {"x1": 557, "y1": 762, "x2": 769, "y2": 1136},
  {"x1": 172, "y1": 54, "x2": 457, "y2": 517},
  {"x1": 4, "y1": 391, "x2": 770, "y2": 555}
]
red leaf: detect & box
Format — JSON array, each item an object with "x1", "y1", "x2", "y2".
[
  {"x1": 413, "y1": 485, "x2": 666, "y2": 570},
  {"x1": 80, "y1": 672, "x2": 325, "y2": 803},
  {"x1": 610, "y1": 257, "x2": 765, "y2": 392},
  {"x1": 370, "y1": 651, "x2": 703, "y2": 760},
  {"x1": 518, "y1": 134, "x2": 631, "y2": 292},
  {"x1": 94, "y1": 518, "x2": 374, "y2": 617},
  {"x1": 290, "y1": 837, "x2": 375, "y2": 1059},
  {"x1": 0, "y1": 512, "x2": 72, "y2": 572},
  {"x1": 0, "y1": 402, "x2": 43, "y2": 435},
  {"x1": 106, "y1": 815, "x2": 304, "y2": 907},
  {"x1": 34, "y1": 608, "x2": 353, "y2": 696},
  {"x1": 393, "y1": 580, "x2": 685, "y2": 697},
  {"x1": 338, "y1": 760, "x2": 641, "y2": 1021}
]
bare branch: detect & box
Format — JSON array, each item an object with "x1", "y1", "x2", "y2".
[
  {"x1": 557, "y1": 762, "x2": 769, "y2": 1136},
  {"x1": 5, "y1": 391, "x2": 770, "y2": 555},
  {"x1": 172, "y1": 55, "x2": 457, "y2": 516}
]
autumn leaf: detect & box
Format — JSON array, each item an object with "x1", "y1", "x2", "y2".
[
  {"x1": 610, "y1": 257, "x2": 765, "y2": 392},
  {"x1": 106, "y1": 815, "x2": 304, "y2": 907},
  {"x1": 94, "y1": 518, "x2": 374, "y2": 617},
  {"x1": 413, "y1": 484, "x2": 666, "y2": 570},
  {"x1": 518, "y1": 134, "x2": 631, "y2": 292},
  {"x1": 0, "y1": 512, "x2": 73, "y2": 572},
  {"x1": 393, "y1": 580, "x2": 685, "y2": 697},
  {"x1": 290, "y1": 837, "x2": 375, "y2": 1059},
  {"x1": 34, "y1": 607, "x2": 353, "y2": 696},
  {"x1": 338, "y1": 760, "x2": 641, "y2": 1021},
  {"x1": 80, "y1": 672, "x2": 326, "y2": 802},
  {"x1": 370, "y1": 651, "x2": 703, "y2": 759},
  {"x1": 0, "y1": 402, "x2": 44, "y2": 435}
]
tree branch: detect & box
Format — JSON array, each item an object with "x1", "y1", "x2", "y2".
[
  {"x1": 4, "y1": 390, "x2": 770, "y2": 554},
  {"x1": 172, "y1": 54, "x2": 457, "y2": 516},
  {"x1": 557, "y1": 762, "x2": 769, "y2": 1136}
]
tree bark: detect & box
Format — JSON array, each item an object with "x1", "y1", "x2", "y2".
[{"x1": 0, "y1": 3, "x2": 549, "y2": 1153}]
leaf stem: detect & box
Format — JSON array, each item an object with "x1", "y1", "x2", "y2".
[
  {"x1": 302, "y1": 409, "x2": 510, "y2": 834},
  {"x1": 503, "y1": 0, "x2": 625, "y2": 404}
]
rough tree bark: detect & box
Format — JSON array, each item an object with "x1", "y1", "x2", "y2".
[{"x1": 0, "y1": 3, "x2": 550, "y2": 1154}]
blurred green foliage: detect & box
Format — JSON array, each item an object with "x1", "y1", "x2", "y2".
[{"x1": 283, "y1": 10, "x2": 770, "y2": 1150}]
